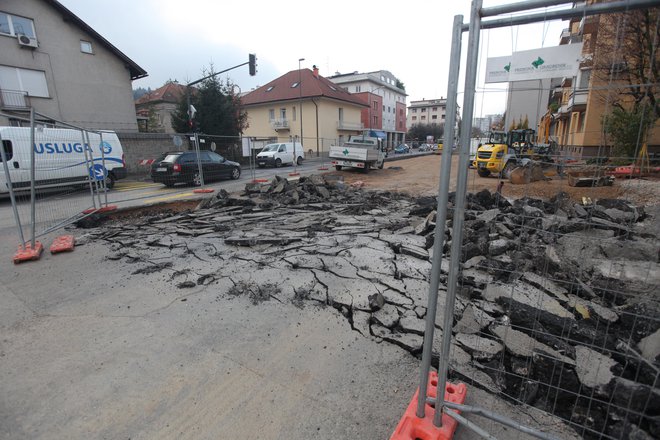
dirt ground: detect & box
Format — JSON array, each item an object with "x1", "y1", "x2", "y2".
[{"x1": 326, "y1": 154, "x2": 660, "y2": 206}]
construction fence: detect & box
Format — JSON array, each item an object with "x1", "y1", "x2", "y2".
[
  {"x1": 1, "y1": 110, "x2": 116, "y2": 261},
  {"x1": 391, "y1": 1, "x2": 659, "y2": 440}
]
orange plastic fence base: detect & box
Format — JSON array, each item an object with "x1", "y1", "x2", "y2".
[
  {"x1": 50, "y1": 235, "x2": 75, "y2": 254},
  {"x1": 252, "y1": 179, "x2": 269, "y2": 183},
  {"x1": 318, "y1": 166, "x2": 329, "y2": 170},
  {"x1": 288, "y1": 172, "x2": 300, "y2": 177},
  {"x1": 390, "y1": 372, "x2": 467, "y2": 440},
  {"x1": 193, "y1": 188, "x2": 214, "y2": 193},
  {"x1": 13, "y1": 241, "x2": 44, "y2": 264},
  {"x1": 82, "y1": 205, "x2": 117, "y2": 215}
]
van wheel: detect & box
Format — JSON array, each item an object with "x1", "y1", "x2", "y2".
[
  {"x1": 296, "y1": 156, "x2": 303, "y2": 166},
  {"x1": 477, "y1": 168, "x2": 490, "y2": 178},
  {"x1": 362, "y1": 163, "x2": 370, "y2": 174},
  {"x1": 275, "y1": 158, "x2": 282, "y2": 168},
  {"x1": 378, "y1": 161, "x2": 384, "y2": 169},
  {"x1": 104, "y1": 173, "x2": 115, "y2": 190},
  {"x1": 231, "y1": 167, "x2": 241, "y2": 180},
  {"x1": 335, "y1": 165, "x2": 342, "y2": 171}
]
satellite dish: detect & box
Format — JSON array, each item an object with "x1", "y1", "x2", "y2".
[
  {"x1": 172, "y1": 135, "x2": 183, "y2": 148},
  {"x1": 211, "y1": 142, "x2": 217, "y2": 152}
]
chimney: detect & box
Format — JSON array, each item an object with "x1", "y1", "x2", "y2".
[{"x1": 313, "y1": 65, "x2": 319, "y2": 78}]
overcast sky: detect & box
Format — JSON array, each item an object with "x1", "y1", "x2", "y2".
[{"x1": 59, "y1": 0, "x2": 567, "y2": 118}]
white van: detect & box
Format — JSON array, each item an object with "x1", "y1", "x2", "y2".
[
  {"x1": 0, "y1": 127, "x2": 127, "y2": 195},
  {"x1": 256, "y1": 142, "x2": 305, "y2": 168}
]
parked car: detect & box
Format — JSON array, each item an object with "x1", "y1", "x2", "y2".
[
  {"x1": 418, "y1": 143, "x2": 431, "y2": 152},
  {"x1": 394, "y1": 144, "x2": 410, "y2": 154},
  {"x1": 151, "y1": 151, "x2": 241, "y2": 187}
]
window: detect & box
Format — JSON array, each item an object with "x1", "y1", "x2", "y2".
[
  {"x1": 432, "y1": 115, "x2": 437, "y2": 120},
  {"x1": 338, "y1": 108, "x2": 343, "y2": 121},
  {"x1": 80, "y1": 40, "x2": 93, "y2": 54},
  {"x1": 412, "y1": 116, "x2": 417, "y2": 121},
  {"x1": 373, "y1": 101, "x2": 378, "y2": 111},
  {"x1": 1, "y1": 140, "x2": 13, "y2": 162},
  {"x1": 268, "y1": 109, "x2": 275, "y2": 120},
  {"x1": 355, "y1": 85, "x2": 361, "y2": 92},
  {"x1": 421, "y1": 108, "x2": 426, "y2": 112},
  {"x1": 291, "y1": 82, "x2": 299, "y2": 88},
  {"x1": 292, "y1": 106, "x2": 296, "y2": 121},
  {"x1": 442, "y1": 115, "x2": 446, "y2": 119},
  {"x1": 412, "y1": 108, "x2": 417, "y2": 113},
  {"x1": 266, "y1": 86, "x2": 274, "y2": 92},
  {"x1": 432, "y1": 107, "x2": 438, "y2": 111},
  {"x1": 579, "y1": 111, "x2": 586, "y2": 132},
  {"x1": 0, "y1": 65, "x2": 49, "y2": 97},
  {"x1": 372, "y1": 116, "x2": 378, "y2": 126},
  {"x1": 578, "y1": 69, "x2": 591, "y2": 89},
  {"x1": 278, "y1": 144, "x2": 287, "y2": 152},
  {"x1": 421, "y1": 116, "x2": 426, "y2": 120},
  {"x1": 0, "y1": 12, "x2": 36, "y2": 38},
  {"x1": 280, "y1": 108, "x2": 286, "y2": 119}
]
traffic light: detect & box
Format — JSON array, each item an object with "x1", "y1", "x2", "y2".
[{"x1": 249, "y1": 53, "x2": 257, "y2": 76}]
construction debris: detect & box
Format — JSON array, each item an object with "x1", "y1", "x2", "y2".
[{"x1": 74, "y1": 174, "x2": 659, "y2": 439}]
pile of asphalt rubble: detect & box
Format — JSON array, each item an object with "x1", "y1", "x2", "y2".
[{"x1": 76, "y1": 174, "x2": 659, "y2": 439}]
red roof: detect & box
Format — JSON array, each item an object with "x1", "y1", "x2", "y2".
[
  {"x1": 241, "y1": 69, "x2": 367, "y2": 108},
  {"x1": 135, "y1": 82, "x2": 187, "y2": 105}
]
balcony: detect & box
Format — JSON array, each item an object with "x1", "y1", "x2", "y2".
[
  {"x1": 270, "y1": 118, "x2": 289, "y2": 131},
  {"x1": 568, "y1": 89, "x2": 588, "y2": 111},
  {"x1": 337, "y1": 120, "x2": 363, "y2": 131},
  {"x1": 0, "y1": 89, "x2": 30, "y2": 110}
]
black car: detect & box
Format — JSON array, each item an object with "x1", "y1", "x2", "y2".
[{"x1": 150, "y1": 151, "x2": 241, "y2": 187}]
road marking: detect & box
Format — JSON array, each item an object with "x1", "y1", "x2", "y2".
[
  {"x1": 114, "y1": 182, "x2": 162, "y2": 191},
  {"x1": 144, "y1": 192, "x2": 195, "y2": 204}
]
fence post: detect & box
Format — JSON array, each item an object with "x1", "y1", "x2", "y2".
[
  {"x1": 29, "y1": 108, "x2": 36, "y2": 248},
  {"x1": 193, "y1": 132, "x2": 204, "y2": 186},
  {"x1": 0, "y1": 132, "x2": 25, "y2": 246}
]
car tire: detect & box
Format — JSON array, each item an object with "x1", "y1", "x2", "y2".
[
  {"x1": 335, "y1": 165, "x2": 342, "y2": 171},
  {"x1": 275, "y1": 158, "x2": 282, "y2": 168},
  {"x1": 192, "y1": 172, "x2": 202, "y2": 186},
  {"x1": 231, "y1": 167, "x2": 241, "y2": 180},
  {"x1": 164, "y1": 182, "x2": 175, "y2": 187},
  {"x1": 363, "y1": 163, "x2": 370, "y2": 174},
  {"x1": 477, "y1": 168, "x2": 490, "y2": 178},
  {"x1": 296, "y1": 156, "x2": 303, "y2": 166}
]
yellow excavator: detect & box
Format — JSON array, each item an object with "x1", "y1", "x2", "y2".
[{"x1": 473, "y1": 129, "x2": 536, "y2": 178}]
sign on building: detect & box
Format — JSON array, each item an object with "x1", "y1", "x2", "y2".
[{"x1": 485, "y1": 43, "x2": 583, "y2": 83}]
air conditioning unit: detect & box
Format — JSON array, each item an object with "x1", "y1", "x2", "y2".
[{"x1": 17, "y1": 34, "x2": 38, "y2": 49}]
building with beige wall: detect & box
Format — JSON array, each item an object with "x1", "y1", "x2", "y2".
[
  {"x1": 135, "y1": 81, "x2": 186, "y2": 133},
  {"x1": 0, "y1": 0, "x2": 146, "y2": 130},
  {"x1": 539, "y1": 3, "x2": 660, "y2": 157},
  {"x1": 241, "y1": 67, "x2": 367, "y2": 156}
]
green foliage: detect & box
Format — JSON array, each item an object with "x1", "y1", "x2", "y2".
[
  {"x1": 407, "y1": 123, "x2": 444, "y2": 142},
  {"x1": 395, "y1": 79, "x2": 406, "y2": 91},
  {"x1": 548, "y1": 102, "x2": 559, "y2": 113},
  {"x1": 602, "y1": 105, "x2": 655, "y2": 158},
  {"x1": 171, "y1": 66, "x2": 248, "y2": 136},
  {"x1": 133, "y1": 86, "x2": 151, "y2": 100},
  {"x1": 139, "y1": 105, "x2": 161, "y2": 133}
]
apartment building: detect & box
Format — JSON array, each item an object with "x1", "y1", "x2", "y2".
[
  {"x1": 407, "y1": 98, "x2": 461, "y2": 141},
  {"x1": 539, "y1": 2, "x2": 659, "y2": 157},
  {"x1": 328, "y1": 70, "x2": 407, "y2": 148}
]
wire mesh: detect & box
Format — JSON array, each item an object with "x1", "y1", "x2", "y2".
[
  {"x1": 0, "y1": 111, "x2": 119, "y2": 244},
  {"x1": 436, "y1": 3, "x2": 659, "y2": 439}
]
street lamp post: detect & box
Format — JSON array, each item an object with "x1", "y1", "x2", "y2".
[{"x1": 298, "y1": 58, "x2": 305, "y2": 146}]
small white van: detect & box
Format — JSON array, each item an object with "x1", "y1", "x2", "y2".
[
  {"x1": 256, "y1": 142, "x2": 305, "y2": 168},
  {"x1": 0, "y1": 127, "x2": 127, "y2": 195}
]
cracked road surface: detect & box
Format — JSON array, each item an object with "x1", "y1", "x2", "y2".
[{"x1": 0, "y1": 176, "x2": 599, "y2": 439}]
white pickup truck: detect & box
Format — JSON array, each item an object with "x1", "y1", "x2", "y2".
[{"x1": 329, "y1": 136, "x2": 386, "y2": 173}]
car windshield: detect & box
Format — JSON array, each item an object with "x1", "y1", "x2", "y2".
[
  {"x1": 160, "y1": 154, "x2": 180, "y2": 163},
  {"x1": 262, "y1": 144, "x2": 278, "y2": 152}
]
